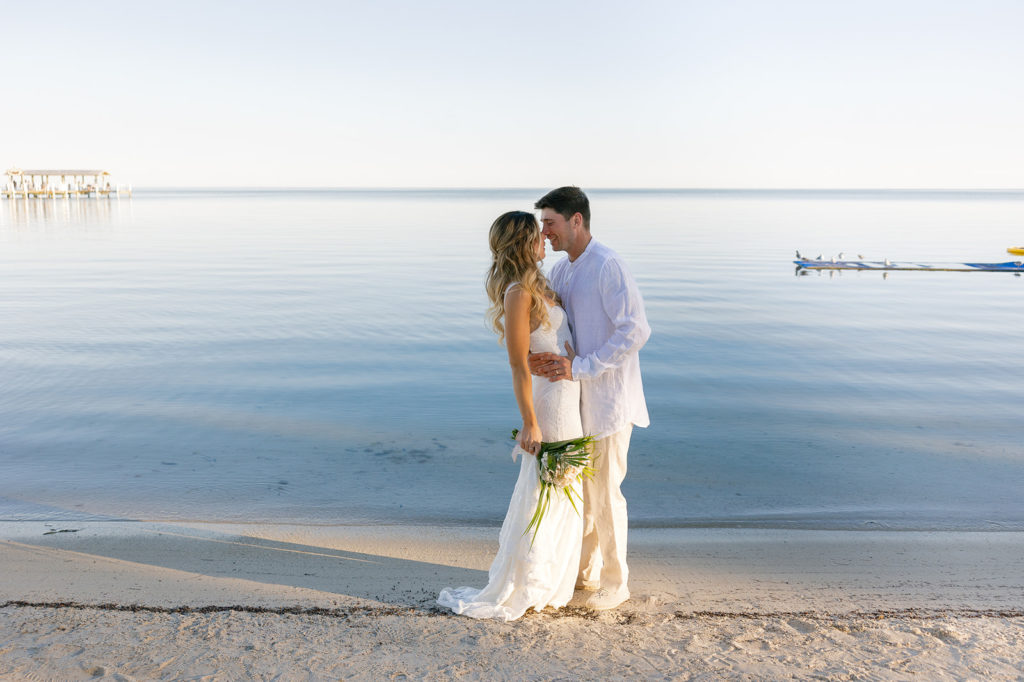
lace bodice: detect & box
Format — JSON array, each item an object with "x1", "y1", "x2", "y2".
[
  {"x1": 530, "y1": 303, "x2": 581, "y2": 443},
  {"x1": 501, "y1": 282, "x2": 573, "y2": 357},
  {"x1": 530, "y1": 304, "x2": 574, "y2": 356}
]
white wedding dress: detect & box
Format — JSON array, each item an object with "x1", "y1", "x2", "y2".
[{"x1": 437, "y1": 302, "x2": 584, "y2": 621}]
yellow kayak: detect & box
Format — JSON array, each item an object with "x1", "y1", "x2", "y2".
[{"x1": 1009, "y1": 246, "x2": 1024, "y2": 256}]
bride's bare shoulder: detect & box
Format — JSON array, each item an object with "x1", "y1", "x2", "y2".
[{"x1": 503, "y1": 283, "x2": 527, "y2": 303}]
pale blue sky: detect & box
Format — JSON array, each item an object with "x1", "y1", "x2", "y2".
[{"x1": 3, "y1": 0, "x2": 1022, "y2": 188}]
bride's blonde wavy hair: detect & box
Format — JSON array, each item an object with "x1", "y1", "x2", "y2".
[{"x1": 485, "y1": 211, "x2": 560, "y2": 344}]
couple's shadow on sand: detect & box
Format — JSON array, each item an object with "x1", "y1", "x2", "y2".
[{"x1": 21, "y1": 522, "x2": 492, "y2": 613}]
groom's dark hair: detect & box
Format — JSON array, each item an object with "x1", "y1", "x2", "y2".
[{"x1": 535, "y1": 186, "x2": 590, "y2": 230}]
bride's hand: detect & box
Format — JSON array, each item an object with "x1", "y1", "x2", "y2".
[
  {"x1": 528, "y1": 345, "x2": 576, "y2": 382},
  {"x1": 518, "y1": 423, "x2": 543, "y2": 457},
  {"x1": 548, "y1": 342, "x2": 576, "y2": 381}
]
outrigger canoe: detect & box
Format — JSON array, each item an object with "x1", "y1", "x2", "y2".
[{"x1": 795, "y1": 258, "x2": 1024, "y2": 272}]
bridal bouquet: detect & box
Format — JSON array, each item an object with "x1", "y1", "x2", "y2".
[{"x1": 511, "y1": 430, "x2": 597, "y2": 546}]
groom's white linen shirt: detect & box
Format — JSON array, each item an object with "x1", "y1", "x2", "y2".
[{"x1": 548, "y1": 239, "x2": 651, "y2": 440}]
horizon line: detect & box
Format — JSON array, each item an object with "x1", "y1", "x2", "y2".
[{"x1": 124, "y1": 186, "x2": 1024, "y2": 192}]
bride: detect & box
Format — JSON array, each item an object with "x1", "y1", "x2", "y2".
[{"x1": 437, "y1": 210, "x2": 584, "y2": 621}]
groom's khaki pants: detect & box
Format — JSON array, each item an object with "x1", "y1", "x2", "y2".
[{"x1": 578, "y1": 425, "x2": 632, "y2": 593}]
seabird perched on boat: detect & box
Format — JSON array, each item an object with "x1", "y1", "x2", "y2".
[
  {"x1": 815, "y1": 254, "x2": 822, "y2": 260},
  {"x1": 857, "y1": 254, "x2": 864, "y2": 260},
  {"x1": 796, "y1": 250, "x2": 802, "y2": 259},
  {"x1": 838, "y1": 252, "x2": 844, "y2": 260},
  {"x1": 884, "y1": 258, "x2": 891, "y2": 266}
]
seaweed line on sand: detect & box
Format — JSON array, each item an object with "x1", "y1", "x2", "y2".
[{"x1": 3, "y1": 600, "x2": 1023, "y2": 623}]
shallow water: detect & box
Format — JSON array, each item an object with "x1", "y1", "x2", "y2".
[{"x1": 2, "y1": 189, "x2": 1023, "y2": 529}]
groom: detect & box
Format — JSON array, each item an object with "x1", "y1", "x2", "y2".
[{"x1": 528, "y1": 186, "x2": 651, "y2": 611}]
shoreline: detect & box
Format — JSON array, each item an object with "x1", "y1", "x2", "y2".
[
  {"x1": 3, "y1": 523, "x2": 1023, "y2": 679},
  {"x1": 5, "y1": 522, "x2": 1024, "y2": 614},
  {"x1": 6, "y1": 501, "x2": 1023, "y2": 533}
]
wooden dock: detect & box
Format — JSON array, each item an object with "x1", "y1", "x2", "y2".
[{"x1": 2, "y1": 168, "x2": 132, "y2": 199}]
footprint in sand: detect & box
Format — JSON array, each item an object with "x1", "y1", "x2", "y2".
[
  {"x1": 926, "y1": 625, "x2": 966, "y2": 645},
  {"x1": 787, "y1": 618, "x2": 819, "y2": 634}
]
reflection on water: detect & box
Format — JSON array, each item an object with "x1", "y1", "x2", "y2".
[
  {"x1": 1, "y1": 189, "x2": 1024, "y2": 530},
  {"x1": 2, "y1": 194, "x2": 134, "y2": 229}
]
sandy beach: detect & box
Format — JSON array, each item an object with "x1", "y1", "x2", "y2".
[{"x1": 2, "y1": 522, "x2": 1022, "y2": 680}]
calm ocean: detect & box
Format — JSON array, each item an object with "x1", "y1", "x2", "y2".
[{"x1": 2, "y1": 189, "x2": 1023, "y2": 530}]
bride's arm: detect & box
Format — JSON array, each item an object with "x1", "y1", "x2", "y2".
[{"x1": 505, "y1": 287, "x2": 542, "y2": 456}]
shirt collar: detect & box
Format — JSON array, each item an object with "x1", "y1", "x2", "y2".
[{"x1": 569, "y1": 237, "x2": 596, "y2": 266}]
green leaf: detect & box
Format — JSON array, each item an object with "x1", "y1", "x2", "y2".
[{"x1": 512, "y1": 428, "x2": 595, "y2": 546}]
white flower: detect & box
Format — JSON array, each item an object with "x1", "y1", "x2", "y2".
[{"x1": 510, "y1": 429, "x2": 596, "y2": 547}]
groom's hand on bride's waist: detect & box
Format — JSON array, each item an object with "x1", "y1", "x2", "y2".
[{"x1": 528, "y1": 349, "x2": 574, "y2": 382}]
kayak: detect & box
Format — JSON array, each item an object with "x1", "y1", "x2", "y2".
[
  {"x1": 794, "y1": 258, "x2": 1024, "y2": 272},
  {"x1": 1008, "y1": 247, "x2": 1024, "y2": 256}
]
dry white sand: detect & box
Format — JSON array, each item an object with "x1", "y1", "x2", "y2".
[{"x1": 2, "y1": 522, "x2": 1023, "y2": 680}]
